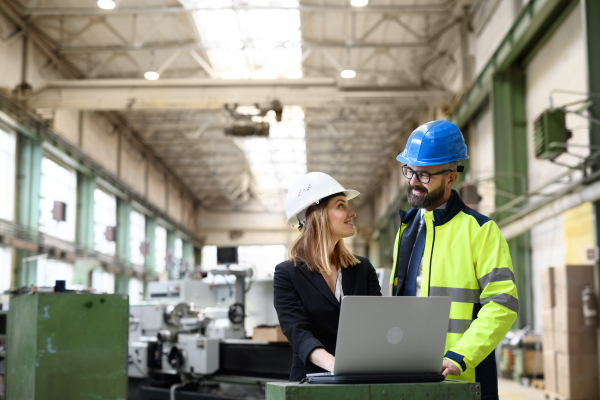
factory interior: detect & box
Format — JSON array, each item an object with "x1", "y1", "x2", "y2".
[{"x1": 0, "y1": 0, "x2": 599, "y2": 399}]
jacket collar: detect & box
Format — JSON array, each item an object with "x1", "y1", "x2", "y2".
[
  {"x1": 296, "y1": 259, "x2": 357, "y2": 309},
  {"x1": 398, "y1": 189, "x2": 465, "y2": 227}
]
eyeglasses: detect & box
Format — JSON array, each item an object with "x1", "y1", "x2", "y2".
[{"x1": 401, "y1": 165, "x2": 452, "y2": 184}]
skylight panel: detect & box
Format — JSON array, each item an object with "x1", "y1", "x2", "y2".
[
  {"x1": 188, "y1": 0, "x2": 303, "y2": 79},
  {"x1": 237, "y1": 106, "x2": 307, "y2": 208}
]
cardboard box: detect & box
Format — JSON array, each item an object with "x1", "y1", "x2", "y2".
[
  {"x1": 252, "y1": 326, "x2": 288, "y2": 342},
  {"x1": 555, "y1": 329, "x2": 598, "y2": 354},
  {"x1": 541, "y1": 267, "x2": 555, "y2": 309},
  {"x1": 554, "y1": 265, "x2": 595, "y2": 307},
  {"x1": 544, "y1": 350, "x2": 557, "y2": 393},
  {"x1": 557, "y1": 353, "x2": 600, "y2": 399},
  {"x1": 523, "y1": 349, "x2": 544, "y2": 375},
  {"x1": 557, "y1": 352, "x2": 599, "y2": 378},
  {"x1": 542, "y1": 329, "x2": 555, "y2": 351},
  {"x1": 542, "y1": 308, "x2": 555, "y2": 350},
  {"x1": 558, "y1": 377, "x2": 600, "y2": 400},
  {"x1": 554, "y1": 306, "x2": 596, "y2": 332}
]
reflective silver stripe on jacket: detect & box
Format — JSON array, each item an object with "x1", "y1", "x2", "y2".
[
  {"x1": 480, "y1": 293, "x2": 519, "y2": 313},
  {"x1": 430, "y1": 287, "x2": 481, "y2": 303},
  {"x1": 478, "y1": 268, "x2": 516, "y2": 290},
  {"x1": 448, "y1": 319, "x2": 472, "y2": 334}
]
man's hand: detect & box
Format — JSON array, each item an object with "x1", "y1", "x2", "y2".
[{"x1": 441, "y1": 359, "x2": 461, "y2": 377}]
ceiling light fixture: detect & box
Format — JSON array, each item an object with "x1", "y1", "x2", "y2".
[
  {"x1": 341, "y1": 69, "x2": 356, "y2": 79},
  {"x1": 144, "y1": 50, "x2": 159, "y2": 80},
  {"x1": 97, "y1": 0, "x2": 116, "y2": 9},
  {"x1": 340, "y1": 49, "x2": 356, "y2": 79},
  {"x1": 144, "y1": 71, "x2": 159, "y2": 80},
  {"x1": 350, "y1": 0, "x2": 368, "y2": 7}
]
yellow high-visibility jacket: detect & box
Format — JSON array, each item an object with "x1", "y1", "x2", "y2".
[{"x1": 390, "y1": 191, "x2": 518, "y2": 390}]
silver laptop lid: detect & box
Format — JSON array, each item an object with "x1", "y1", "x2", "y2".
[{"x1": 333, "y1": 296, "x2": 451, "y2": 375}]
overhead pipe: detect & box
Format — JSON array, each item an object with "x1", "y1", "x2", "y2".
[{"x1": 14, "y1": 33, "x2": 32, "y2": 95}]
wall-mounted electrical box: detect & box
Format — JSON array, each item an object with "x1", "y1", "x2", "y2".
[
  {"x1": 105, "y1": 226, "x2": 117, "y2": 242},
  {"x1": 52, "y1": 201, "x2": 67, "y2": 222},
  {"x1": 534, "y1": 109, "x2": 572, "y2": 160}
]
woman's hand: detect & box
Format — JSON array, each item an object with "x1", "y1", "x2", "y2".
[{"x1": 308, "y1": 348, "x2": 335, "y2": 372}]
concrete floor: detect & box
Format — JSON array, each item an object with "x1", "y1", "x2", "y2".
[{"x1": 498, "y1": 378, "x2": 546, "y2": 400}]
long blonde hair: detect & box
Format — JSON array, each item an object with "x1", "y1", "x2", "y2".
[{"x1": 287, "y1": 197, "x2": 359, "y2": 275}]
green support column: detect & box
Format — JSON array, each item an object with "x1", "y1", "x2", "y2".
[
  {"x1": 166, "y1": 231, "x2": 176, "y2": 280},
  {"x1": 115, "y1": 199, "x2": 131, "y2": 294},
  {"x1": 76, "y1": 173, "x2": 95, "y2": 254},
  {"x1": 194, "y1": 246, "x2": 202, "y2": 269},
  {"x1": 492, "y1": 72, "x2": 531, "y2": 329},
  {"x1": 182, "y1": 240, "x2": 193, "y2": 274},
  {"x1": 15, "y1": 135, "x2": 42, "y2": 287},
  {"x1": 583, "y1": 0, "x2": 600, "y2": 384},
  {"x1": 145, "y1": 217, "x2": 157, "y2": 276}
]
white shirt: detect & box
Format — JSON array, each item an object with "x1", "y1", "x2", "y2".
[
  {"x1": 334, "y1": 267, "x2": 344, "y2": 302},
  {"x1": 410, "y1": 202, "x2": 447, "y2": 297}
]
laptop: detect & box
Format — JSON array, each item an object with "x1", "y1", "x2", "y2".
[{"x1": 305, "y1": 296, "x2": 451, "y2": 383}]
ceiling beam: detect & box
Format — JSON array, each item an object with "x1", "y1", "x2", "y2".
[
  {"x1": 29, "y1": 79, "x2": 450, "y2": 110},
  {"x1": 56, "y1": 40, "x2": 432, "y2": 54},
  {"x1": 19, "y1": 3, "x2": 452, "y2": 16}
]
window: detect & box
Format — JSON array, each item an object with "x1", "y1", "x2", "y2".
[
  {"x1": 155, "y1": 225, "x2": 167, "y2": 277},
  {"x1": 39, "y1": 157, "x2": 77, "y2": 241},
  {"x1": 239, "y1": 107, "x2": 307, "y2": 210},
  {"x1": 91, "y1": 270, "x2": 115, "y2": 294},
  {"x1": 0, "y1": 246, "x2": 12, "y2": 292},
  {"x1": 128, "y1": 278, "x2": 143, "y2": 304},
  {"x1": 36, "y1": 258, "x2": 74, "y2": 287},
  {"x1": 130, "y1": 210, "x2": 146, "y2": 266},
  {"x1": 93, "y1": 189, "x2": 117, "y2": 255},
  {"x1": 0, "y1": 127, "x2": 16, "y2": 221},
  {"x1": 201, "y1": 245, "x2": 218, "y2": 270},
  {"x1": 189, "y1": 0, "x2": 302, "y2": 80}
]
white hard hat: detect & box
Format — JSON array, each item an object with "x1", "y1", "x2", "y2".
[{"x1": 285, "y1": 172, "x2": 360, "y2": 226}]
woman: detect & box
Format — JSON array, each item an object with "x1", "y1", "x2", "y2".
[{"x1": 273, "y1": 172, "x2": 382, "y2": 381}]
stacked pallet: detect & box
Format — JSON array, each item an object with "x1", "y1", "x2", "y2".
[{"x1": 542, "y1": 266, "x2": 599, "y2": 400}]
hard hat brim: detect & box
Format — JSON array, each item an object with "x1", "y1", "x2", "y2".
[
  {"x1": 286, "y1": 189, "x2": 360, "y2": 226},
  {"x1": 396, "y1": 152, "x2": 469, "y2": 166}
]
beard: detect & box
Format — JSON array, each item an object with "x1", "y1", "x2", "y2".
[{"x1": 407, "y1": 180, "x2": 446, "y2": 209}]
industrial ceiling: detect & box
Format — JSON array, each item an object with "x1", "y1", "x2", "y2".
[{"x1": 0, "y1": 0, "x2": 473, "y2": 211}]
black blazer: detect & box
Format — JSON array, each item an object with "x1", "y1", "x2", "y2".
[{"x1": 273, "y1": 256, "x2": 382, "y2": 381}]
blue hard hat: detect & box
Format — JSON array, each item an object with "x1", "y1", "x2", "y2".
[{"x1": 396, "y1": 120, "x2": 469, "y2": 166}]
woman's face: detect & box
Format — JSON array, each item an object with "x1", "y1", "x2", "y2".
[{"x1": 326, "y1": 195, "x2": 357, "y2": 241}]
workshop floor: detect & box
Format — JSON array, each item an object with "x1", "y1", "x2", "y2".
[{"x1": 498, "y1": 378, "x2": 546, "y2": 400}]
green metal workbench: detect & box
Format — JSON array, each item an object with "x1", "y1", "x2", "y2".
[
  {"x1": 6, "y1": 292, "x2": 129, "y2": 400},
  {"x1": 267, "y1": 381, "x2": 481, "y2": 400}
]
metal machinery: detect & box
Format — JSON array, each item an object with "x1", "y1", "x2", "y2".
[{"x1": 127, "y1": 266, "x2": 293, "y2": 400}]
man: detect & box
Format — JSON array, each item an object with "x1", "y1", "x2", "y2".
[{"x1": 390, "y1": 120, "x2": 518, "y2": 400}]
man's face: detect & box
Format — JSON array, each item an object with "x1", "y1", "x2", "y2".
[{"x1": 405, "y1": 164, "x2": 449, "y2": 209}]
